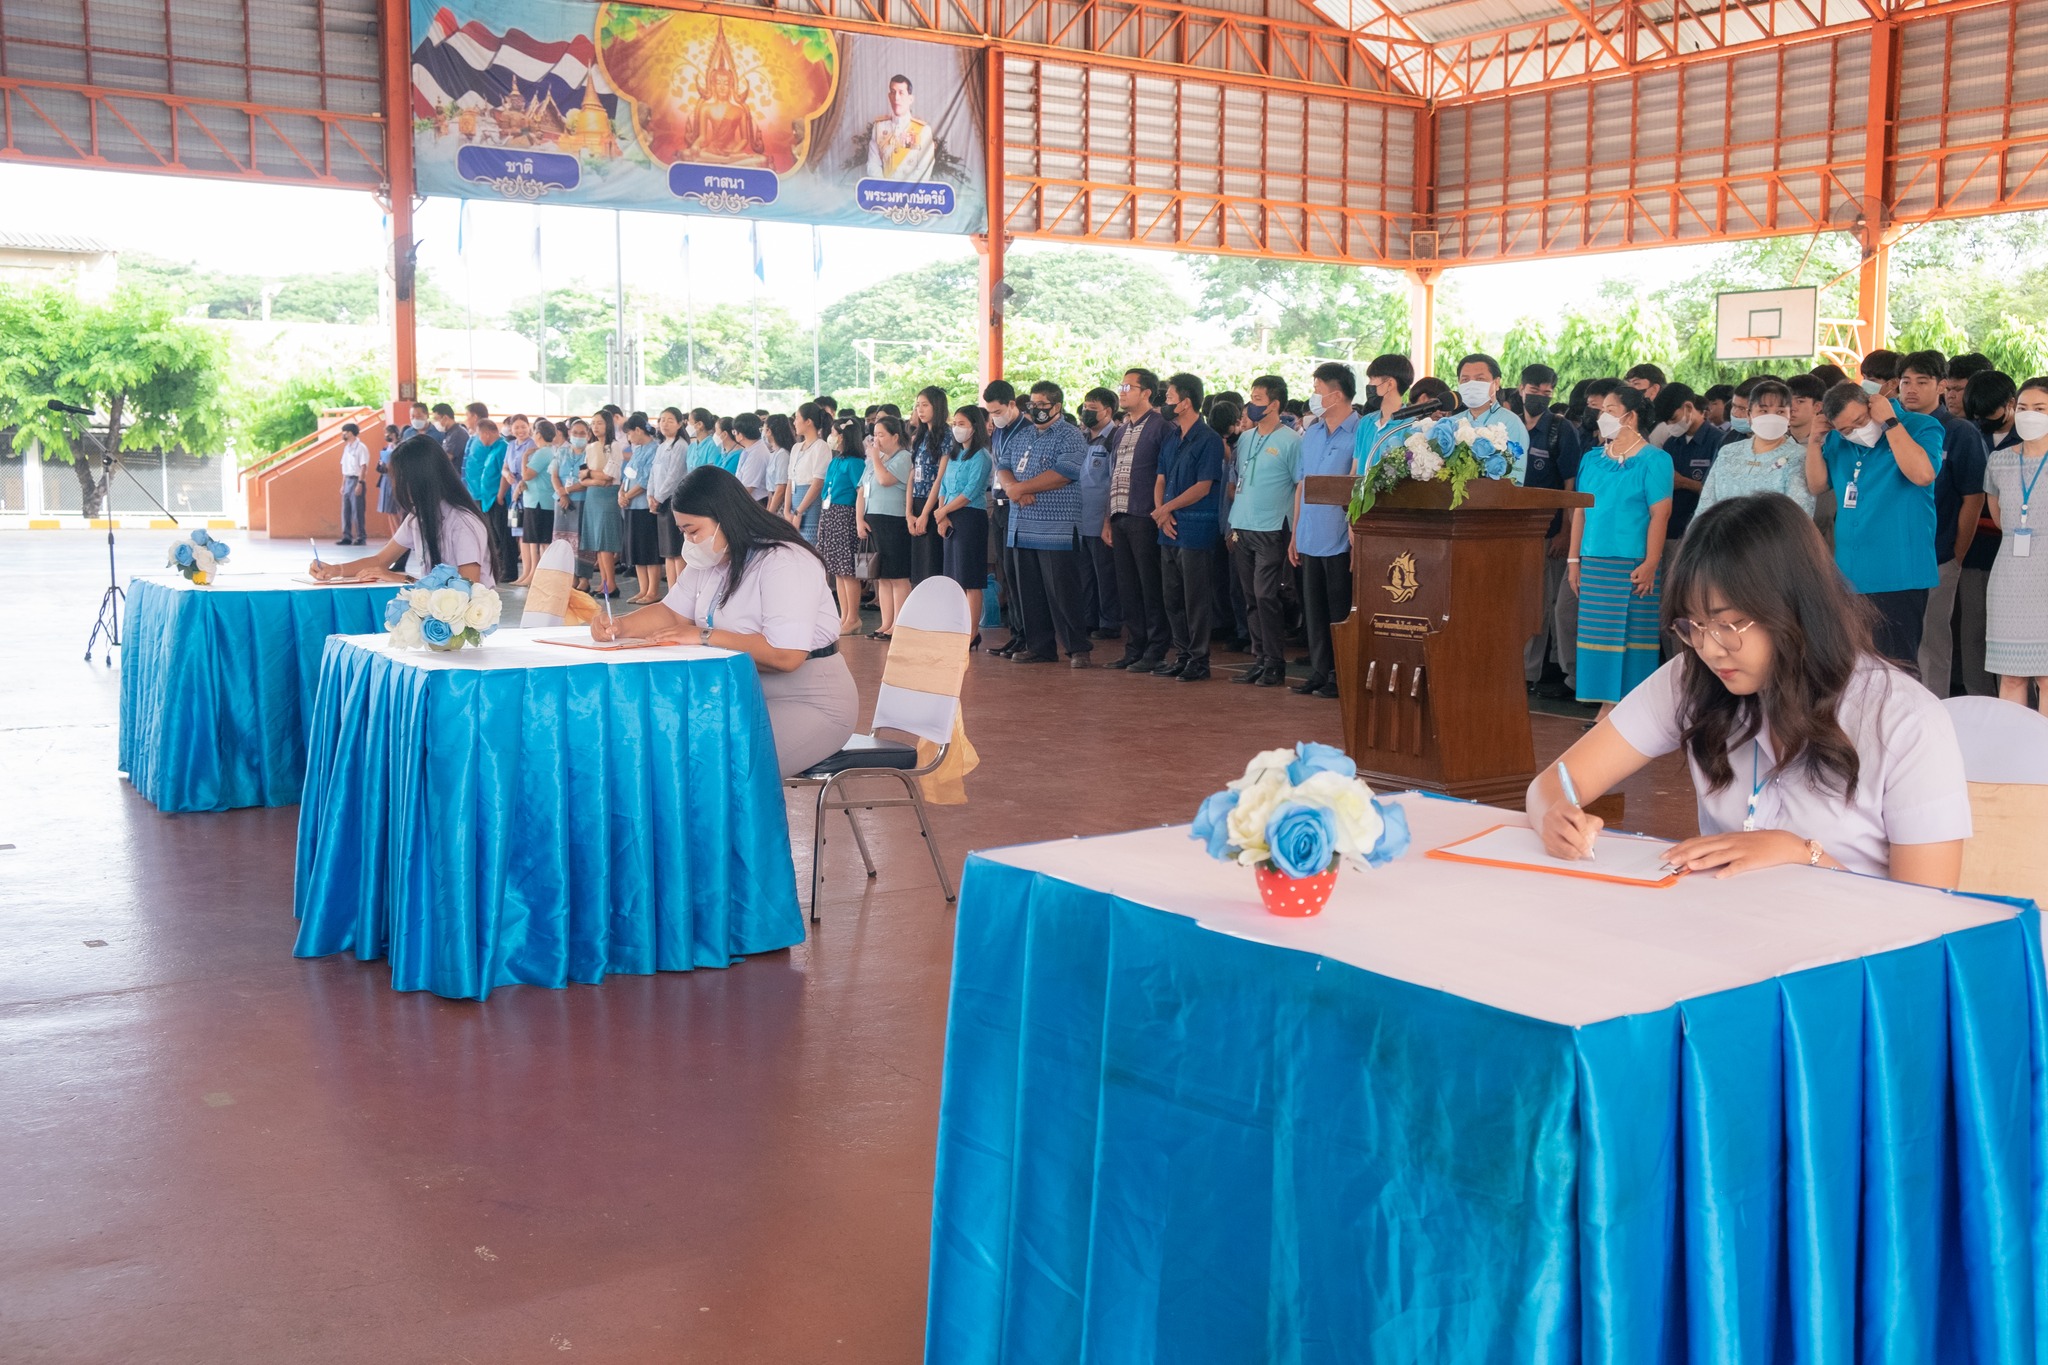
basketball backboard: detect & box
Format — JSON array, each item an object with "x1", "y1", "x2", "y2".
[{"x1": 1714, "y1": 287, "x2": 1819, "y2": 362}]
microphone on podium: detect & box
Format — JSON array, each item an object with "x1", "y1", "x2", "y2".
[{"x1": 1385, "y1": 392, "x2": 1461, "y2": 423}]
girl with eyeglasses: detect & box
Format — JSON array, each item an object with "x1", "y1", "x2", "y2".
[{"x1": 1529, "y1": 493, "x2": 1970, "y2": 887}]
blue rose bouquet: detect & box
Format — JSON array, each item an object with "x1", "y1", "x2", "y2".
[
  {"x1": 165, "y1": 528, "x2": 231, "y2": 585},
  {"x1": 1351, "y1": 415, "x2": 1526, "y2": 519},
  {"x1": 1191, "y1": 742, "x2": 1411, "y2": 880},
  {"x1": 383, "y1": 564, "x2": 503, "y2": 652}
]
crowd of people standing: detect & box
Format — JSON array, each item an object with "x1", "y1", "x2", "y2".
[{"x1": 347, "y1": 342, "x2": 2048, "y2": 718}]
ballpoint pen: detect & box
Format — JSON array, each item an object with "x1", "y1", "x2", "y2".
[{"x1": 1555, "y1": 760, "x2": 1594, "y2": 861}]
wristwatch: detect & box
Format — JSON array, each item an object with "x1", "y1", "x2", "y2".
[
  {"x1": 698, "y1": 625, "x2": 713, "y2": 647},
  {"x1": 1882, "y1": 417, "x2": 1900, "y2": 432},
  {"x1": 1805, "y1": 838, "x2": 1825, "y2": 867}
]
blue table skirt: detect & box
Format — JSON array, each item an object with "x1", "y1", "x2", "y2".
[
  {"x1": 292, "y1": 637, "x2": 804, "y2": 1000},
  {"x1": 119, "y1": 576, "x2": 402, "y2": 812},
  {"x1": 927, "y1": 856, "x2": 2048, "y2": 1364}
]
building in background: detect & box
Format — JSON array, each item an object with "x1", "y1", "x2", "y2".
[{"x1": 0, "y1": 231, "x2": 118, "y2": 300}]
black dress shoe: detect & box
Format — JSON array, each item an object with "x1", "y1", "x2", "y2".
[
  {"x1": 1132, "y1": 655, "x2": 1166, "y2": 673},
  {"x1": 1104, "y1": 654, "x2": 1139, "y2": 670},
  {"x1": 1152, "y1": 657, "x2": 1187, "y2": 678},
  {"x1": 1089, "y1": 628, "x2": 1122, "y2": 640},
  {"x1": 1178, "y1": 664, "x2": 1211, "y2": 682},
  {"x1": 990, "y1": 640, "x2": 1021, "y2": 658},
  {"x1": 1232, "y1": 665, "x2": 1264, "y2": 685},
  {"x1": 1257, "y1": 667, "x2": 1287, "y2": 687},
  {"x1": 1291, "y1": 673, "x2": 1326, "y2": 695},
  {"x1": 1312, "y1": 680, "x2": 1340, "y2": 699},
  {"x1": 1012, "y1": 651, "x2": 1058, "y2": 664}
]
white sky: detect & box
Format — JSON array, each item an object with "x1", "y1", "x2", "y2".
[{"x1": 0, "y1": 161, "x2": 1726, "y2": 335}]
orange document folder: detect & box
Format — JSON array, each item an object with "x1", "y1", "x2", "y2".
[{"x1": 1426, "y1": 823, "x2": 1683, "y2": 888}]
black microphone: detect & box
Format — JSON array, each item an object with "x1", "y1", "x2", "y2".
[
  {"x1": 1386, "y1": 392, "x2": 1458, "y2": 423},
  {"x1": 47, "y1": 399, "x2": 92, "y2": 415}
]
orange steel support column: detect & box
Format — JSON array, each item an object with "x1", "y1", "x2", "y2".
[
  {"x1": 1407, "y1": 269, "x2": 1438, "y2": 377},
  {"x1": 1857, "y1": 19, "x2": 1900, "y2": 355},
  {"x1": 976, "y1": 50, "x2": 1006, "y2": 382},
  {"x1": 381, "y1": 0, "x2": 420, "y2": 410}
]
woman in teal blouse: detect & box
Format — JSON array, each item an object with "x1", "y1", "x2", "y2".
[
  {"x1": 1568, "y1": 384, "x2": 1675, "y2": 712},
  {"x1": 936, "y1": 404, "x2": 994, "y2": 643}
]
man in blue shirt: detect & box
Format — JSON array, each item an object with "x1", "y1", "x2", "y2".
[
  {"x1": 1291, "y1": 360, "x2": 1366, "y2": 699},
  {"x1": 1454, "y1": 353, "x2": 1531, "y2": 482},
  {"x1": 1805, "y1": 380, "x2": 1946, "y2": 672},
  {"x1": 1151, "y1": 372, "x2": 1225, "y2": 682},
  {"x1": 1901, "y1": 349, "x2": 1989, "y2": 693},
  {"x1": 1228, "y1": 374, "x2": 1303, "y2": 687},
  {"x1": 1651, "y1": 381, "x2": 1724, "y2": 661},
  {"x1": 983, "y1": 381, "x2": 1027, "y2": 654},
  {"x1": 1074, "y1": 388, "x2": 1123, "y2": 643},
  {"x1": 995, "y1": 380, "x2": 1093, "y2": 666},
  {"x1": 1515, "y1": 363, "x2": 1584, "y2": 695}
]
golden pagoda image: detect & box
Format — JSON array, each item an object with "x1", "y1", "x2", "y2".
[{"x1": 558, "y1": 77, "x2": 621, "y2": 159}]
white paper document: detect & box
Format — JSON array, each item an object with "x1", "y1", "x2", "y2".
[{"x1": 1428, "y1": 822, "x2": 1681, "y2": 887}]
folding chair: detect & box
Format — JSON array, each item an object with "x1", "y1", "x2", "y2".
[{"x1": 785, "y1": 576, "x2": 972, "y2": 920}]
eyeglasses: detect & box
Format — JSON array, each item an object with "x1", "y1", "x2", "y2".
[{"x1": 1670, "y1": 617, "x2": 1756, "y2": 652}]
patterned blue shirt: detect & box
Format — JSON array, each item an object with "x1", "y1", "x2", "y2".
[
  {"x1": 1295, "y1": 409, "x2": 1359, "y2": 559},
  {"x1": 998, "y1": 416, "x2": 1087, "y2": 549}
]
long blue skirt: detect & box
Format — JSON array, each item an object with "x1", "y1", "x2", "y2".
[{"x1": 1576, "y1": 554, "x2": 1663, "y2": 703}]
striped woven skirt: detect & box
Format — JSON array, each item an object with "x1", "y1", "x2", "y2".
[{"x1": 1575, "y1": 555, "x2": 1663, "y2": 704}]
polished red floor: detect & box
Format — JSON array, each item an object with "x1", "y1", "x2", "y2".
[{"x1": 0, "y1": 533, "x2": 1697, "y2": 1363}]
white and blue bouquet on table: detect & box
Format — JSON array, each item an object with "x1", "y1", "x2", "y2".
[
  {"x1": 383, "y1": 564, "x2": 503, "y2": 652},
  {"x1": 1351, "y1": 415, "x2": 1526, "y2": 519},
  {"x1": 1192, "y1": 742, "x2": 1410, "y2": 877},
  {"x1": 165, "y1": 528, "x2": 230, "y2": 585}
]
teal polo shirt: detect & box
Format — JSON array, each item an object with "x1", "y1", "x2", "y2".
[
  {"x1": 1227, "y1": 423, "x2": 1302, "y2": 532},
  {"x1": 1821, "y1": 408, "x2": 1946, "y2": 594}
]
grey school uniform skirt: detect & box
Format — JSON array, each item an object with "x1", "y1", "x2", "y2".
[{"x1": 758, "y1": 650, "x2": 859, "y2": 777}]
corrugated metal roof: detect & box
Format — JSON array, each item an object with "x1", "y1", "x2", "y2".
[{"x1": 0, "y1": 230, "x2": 116, "y2": 255}]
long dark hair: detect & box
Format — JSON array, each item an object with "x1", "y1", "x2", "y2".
[
  {"x1": 830, "y1": 417, "x2": 865, "y2": 460},
  {"x1": 911, "y1": 385, "x2": 951, "y2": 455},
  {"x1": 390, "y1": 434, "x2": 484, "y2": 569},
  {"x1": 766, "y1": 412, "x2": 796, "y2": 452},
  {"x1": 1663, "y1": 493, "x2": 1874, "y2": 799},
  {"x1": 952, "y1": 403, "x2": 991, "y2": 456},
  {"x1": 670, "y1": 466, "x2": 824, "y2": 604}
]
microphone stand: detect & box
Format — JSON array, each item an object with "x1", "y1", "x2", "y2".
[{"x1": 69, "y1": 415, "x2": 180, "y2": 665}]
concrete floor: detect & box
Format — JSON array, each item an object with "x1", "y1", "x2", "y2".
[{"x1": 0, "y1": 530, "x2": 1698, "y2": 1363}]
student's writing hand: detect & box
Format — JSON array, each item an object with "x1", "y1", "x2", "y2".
[
  {"x1": 1537, "y1": 801, "x2": 1602, "y2": 861},
  {"x1": 1663, "y1": 830, "x2": 1808, "y2": 879}
]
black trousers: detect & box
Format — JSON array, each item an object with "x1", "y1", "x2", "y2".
[
  {"x1": 1300, "y1": 550, "x2": 1354, "y2": 683},
  {"x1": 485, "y1": 505, "x2": 518, "y2": 583},
  {"x1": 991, "y1": 500, "x2": 1020, "y2": 633},
  {"x1": 1865, "y1": 588, "x2": 1930, "y2": 677},
  {"x1": 1162, "y1": 543, "x2": 1216, "y2": 664},
  {"x1": 1231, "y1": 528, "x2": 1291, "y2": 670},
  {"x1": 1079, "y1": 533, "x2": 1122, "y2": 632},
  {"x1": 1015, "y1": 544, "x2": 1090, "y2": 658},
  {"x1": 1110, "y1": 512, "x2": 1167, "y2": 662}
]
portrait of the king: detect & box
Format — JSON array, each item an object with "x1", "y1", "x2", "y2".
[{"x1": 865, "y1": 73, "x2": 935, "y2": 182}]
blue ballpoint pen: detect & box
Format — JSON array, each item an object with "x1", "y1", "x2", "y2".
[{"x1": 1555, "y1": 760, "x2": 1595, "y2": 861}]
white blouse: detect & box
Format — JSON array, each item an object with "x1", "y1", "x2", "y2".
[
  {"x1": 790, "y1": 438, "x2": 832, "y2": 488},
  {"x1": 1611, "y1": 656, "x2": 1971, "y2": 877},
  {"x1": 661, "y1": 541, "x2": 839, "y2": 652},
  {"x1": 393, "y1": 506, "x2": 495, "y2": 587}
]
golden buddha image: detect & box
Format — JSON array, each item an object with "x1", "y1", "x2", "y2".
[{"x1": 598, "y1": 6, "x2": 837, "y2": 174}]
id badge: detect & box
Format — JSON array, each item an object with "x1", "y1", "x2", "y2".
[
  {"x1": 1842, "y1": 482, "x2": 1859, "y2": 510},
  {"x1": 2017, "y1": 529, "x2": 2034, "y2": 559}
]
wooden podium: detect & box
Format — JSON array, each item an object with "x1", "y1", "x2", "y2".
[{"x1": 1301, "y1": 476, "x2": 1592, "y2": 806}]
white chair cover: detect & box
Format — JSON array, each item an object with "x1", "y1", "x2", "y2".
[
  {"x1": 872, "y1": 577, "x2": 971, "y2": 746},
  {"x1": 1943, "y1": 696, "x2": 2048, "y2": 785}
]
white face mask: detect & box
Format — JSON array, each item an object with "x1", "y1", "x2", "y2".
[
  {"x1": 1749, "y1": 413, "x2": 1791, "y2": 441},
  {"x1": 1596, "y1": 412, "x2": 1623, "y2": 440},
  {"x1": 1846, "y1": 420, "x2": 1885, "y2": 448},
  {"x1": 679, "y1": 535, "x2": 727, "y2": 570},
  {"x1": 1861, "y1": 379, "x2": 1884, "y2": 396},
  {"x1": 1457, "y1": 380, "x2": 1494, "y2": 410},
  {"x1": 1647, "y1": 421, "x2": 1681, "y2": 448},
  {"x1": 2015, "y1": 410, "x2": 2048, "y2": 441},
  {"x1": 990, "y1": 409, "x2": 1014, "y2": 429},
  {"x1": 1307, "y1": 392, "x2": 1326, "y2": 418},
  {"x1": 950, "y1": 424, "x2": 972, "y2": 444}
]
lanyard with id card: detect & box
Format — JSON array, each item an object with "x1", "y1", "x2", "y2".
[
  {"x1": 2017, "y1": 448, "x2": 2048, "y2": 558},
  {"x1": 1843, "y1": 453, "x2": 1864, "y2": 510}
]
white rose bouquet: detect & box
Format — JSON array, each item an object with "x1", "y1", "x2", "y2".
[
  {"x1": 382, "y1": 564, "x2": 502, "y2": 652},
  {"x1": 1191, "y1": 742, "x2": 1410, "y2": 877},
  {"x1": 166, "y1": 529, "x2": 231, "y2": 584}
]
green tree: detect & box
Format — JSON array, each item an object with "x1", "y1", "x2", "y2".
[
  {"x1": 1893, "y1": 304, "x2": 1970, "y2": 360},
  {"x1": 234, "y1": 354, "x2": 387, "y2": 456},
  {"x1": 1003, "y1": 250, "x2": 1188, "y2": 338},
  {"x1": 1500, "y1": 318, "x2": 1553, "y2": 384},
  {"x1": 644, "y1": 301, "x2": 811, "y2": 390},
  {"x1": 506, "y1": 287, "x2": 615, "y2": 384},
  {"x1": 1981, "y1": 314, "x2": 2048, "y2": 383},
  {"x1": 814, "y1": 259, "x2": 978, "y2": 393},
  {"x1": 0, "y1": 286, "x2": 228, "y2": 516},
  {"x1": 1190, "y1": 257, "x2": 1409, "y2": 354}
]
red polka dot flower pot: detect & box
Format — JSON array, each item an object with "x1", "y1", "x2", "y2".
[{"x1": 1254, "y1": 862, "x2": 1339, "y2": 917}]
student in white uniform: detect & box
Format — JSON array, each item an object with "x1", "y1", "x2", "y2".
[
  {"x1": 309, "y1": 435, "x2": 496, "y2": 587},
  {"x1": 592, "y1": 466, "x2": 858, "y2": 776},
  {"x1": 1528, "y1": 492, "x2": 1971, "y2": 887}
]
